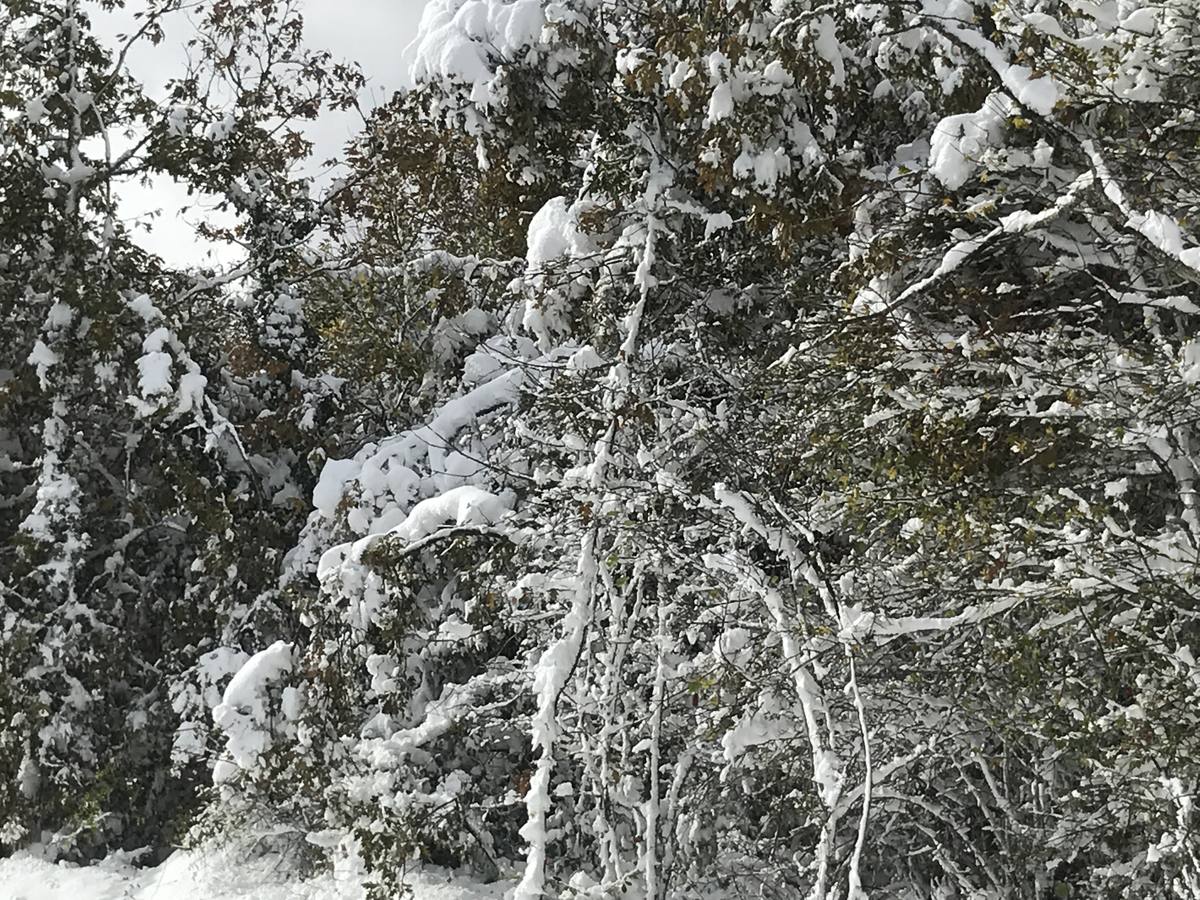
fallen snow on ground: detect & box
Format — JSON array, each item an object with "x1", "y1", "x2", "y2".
[{"x1": 0, "y1": 848, "x2": 508, "y2": 900}]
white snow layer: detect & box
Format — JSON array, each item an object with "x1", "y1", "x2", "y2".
[
  {"x1": 404, "y1": 0, "x2": 546, "y2": 105},
  {"x1": 308, "y1": 355, "x2": 532, "y2": 548},
  {"x1": 525, "y1": 196, "x2": 592, "y2": 271},
  {"x1": 928, "y1": 93, "x2": 1013, "y2": 191},
  {"x1": 0, "y1": 847, "x2": 507, "y2": 900},
  {"x1": 922, "y1": 0, "x2": 1060, "y2": 116},
  {"x1": 210, "y1": 641, "x2": 295, "y2": 783},
  {"x1": 316, "y1": 485, "x2": 512, "y2": 581},
  {"x1": 217, "y1": 640, "x2": 294, "y2": 717}
]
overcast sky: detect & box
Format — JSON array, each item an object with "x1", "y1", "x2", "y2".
[{"x1": 92, "y1": 0, "x2": 429, "y2": 268}]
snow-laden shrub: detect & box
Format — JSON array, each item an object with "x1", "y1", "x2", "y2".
[
  {"x1": 0, "y1": 0, "x2": 358, "y2": 858},
  {"x1": 208, "y1": 1, "x2": 1200, "y2": 897}
]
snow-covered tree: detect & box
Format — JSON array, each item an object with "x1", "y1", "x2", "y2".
[
  {"x1": 209, "y1": 1, "x2": 1200, "y2": 897},
  {"x1": 0, "y1": 0, "x2": 357, "y2": 859},
  {"x1": 5, "y1": 0, "x2": 1200, "y2": 897}
]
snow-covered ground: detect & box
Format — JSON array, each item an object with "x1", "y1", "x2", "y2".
[{"x1": 0, "y1": 849, "x2": 507, "y2": 900}]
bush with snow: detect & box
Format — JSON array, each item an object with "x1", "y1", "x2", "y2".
[{"x1": 7, "y1": 2, "x2": 1200, "y2": 899}]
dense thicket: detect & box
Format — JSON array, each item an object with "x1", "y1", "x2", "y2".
[
  {"x1": 0, "y1": 0, "x2": 356, "y2": 858},
  {"x1": 4, "y1": 1, "x2": 1200, "y2": 898}
]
